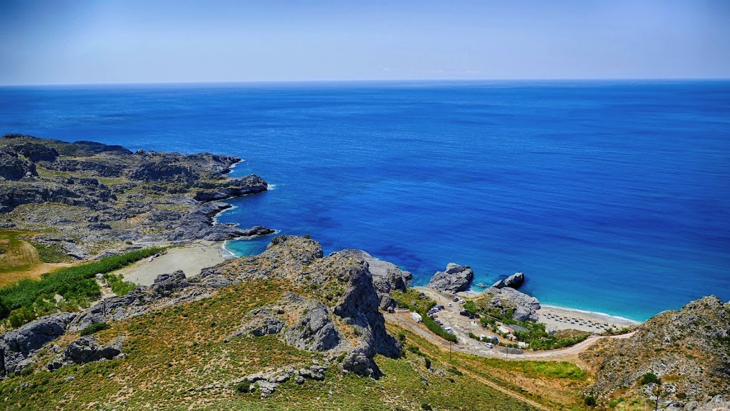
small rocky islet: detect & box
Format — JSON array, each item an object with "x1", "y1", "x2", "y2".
[{"x1": 0, "y1": 134, "x2": 728, "y2": 410}]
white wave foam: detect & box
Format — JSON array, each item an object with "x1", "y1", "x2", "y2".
[{"x1": 212, "y1": 204, "x2": 238, "y2": 224}]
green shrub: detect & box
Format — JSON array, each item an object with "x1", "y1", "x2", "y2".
[
  {"x1": 584, "y1": 396, "x2": 597, "y2": 407},
  {"x1": 421, "y1": 403, "x2": 432, "y2": 411},
  {"x1": 640, "y1": 372, "x2": 660, "y2": 385},
  {"x1": 424, "y1": 357, "x2": 431, "y2": 369},
  {"x1": 8, "y1": 307, "x2": 35, "y2": 328},
  {"x1": 79, "y1": 322, "x2": 110, "y2": 336},
  {"x1": 0, "y1": 298, "x2": 10, "y2": 319},
  {"x1": 103, "y1": 273, "x2": 137, "y2": 296},
  {"x1": 235, "y1": 380, "x2": 250, "y2": 393},
  {"x1": 422, "y1": 314, "x2": 457, "y2": 343}
]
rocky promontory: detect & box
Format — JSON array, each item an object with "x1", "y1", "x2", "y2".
[
  {"x1": 427, "y1": 263, "x2": 474, "y2": 293},
  {"x1": 0, "y1": 134, "x2": 271, "y2": 258}
]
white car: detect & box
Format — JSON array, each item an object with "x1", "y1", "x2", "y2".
[{"x1": 485, "y1": 343, "x2": 493, "y2": 349}]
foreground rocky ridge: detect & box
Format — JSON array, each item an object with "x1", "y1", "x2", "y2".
[
  {"x1": 0, "y1": 236, "x2": 401, "y2": 390},
  {"x1": 0, "y1": 134, "x2": 269, "y2": 258},
  {"x1": 582, "y1": 296, "x2": 730, "y2": 410}
]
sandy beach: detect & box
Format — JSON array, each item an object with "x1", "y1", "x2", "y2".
[
  {"x1": 537, "y1": 305, "x2": 641, "y2": 334},
  {"x1": 115, "y1": 241, "x2": 231, "y2": 286}
]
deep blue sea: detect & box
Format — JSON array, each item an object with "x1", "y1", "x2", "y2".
[{"x1": 1, "y1": 81, "x2": 729, "y2": 321}]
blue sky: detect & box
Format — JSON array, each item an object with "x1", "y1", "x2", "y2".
[{"x1": 0, "y1": 0, "x2": 728, "y2": 84}]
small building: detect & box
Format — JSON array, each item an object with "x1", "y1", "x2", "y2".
[
  {"x1": 518, "y1": 341, "x2": 528, "y2": 349},
  {"x1": 498, "y1": 325, "x2": 514, "y2": 335},
  {"x1": 410, "y1": 312, "x2": 423, "y2": 323},
  {"x1": 95, "y1": 273, "x2": 103, "y2": 280}
]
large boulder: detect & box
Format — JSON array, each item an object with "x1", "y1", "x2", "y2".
[
  {"x1": 0, "y1": 312, "x2": 76, "y2": 377},
  {"x1": 493, "y1": 272, "x2": 525, "y2": 289},
  {"x1": 427, "y1": 263, "x2": 474, "y2": 293}
]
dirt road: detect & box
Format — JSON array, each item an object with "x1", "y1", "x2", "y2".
[{"x1": 385, "y1": 311, "x2": 635, "y2": 361}]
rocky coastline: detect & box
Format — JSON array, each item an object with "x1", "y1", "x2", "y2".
[{"x1": 0, "y1": 134, "x2": 273, "y2": 259}]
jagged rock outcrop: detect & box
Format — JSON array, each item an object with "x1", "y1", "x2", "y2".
[
  {"x1": 192, "y1": 174, "x2": 268, "y2": 201},
  {"x1": 5, "y1": 143, "x2": 59, "y2": 162},
  {"x1": 238, "y1": 363, "x2": 329, "y2": 398},
  {"x1": 427, "y1": 263, "x2": 474, "y2": 293},
  {"x1": 214, "y1": 237, "x2": 401, "y2": 377},
  {"x1": 480, "y1": 286, "x2": 541, "y2": 322},
  {"x1": 346, "y1": 250, "x2": 412, "y2": 309},
  {"x1": 0, "y1": 148, "x2": 37, "y2": 180},
  {"x1": 54, "y1": 336, "x2": 124, "y2": 366},
  {"x1": 0, "y1": 312, "x2": 76, "y2": 378},
  {"x1": 582, "y1": 296, "x2": 730, "y2": 410},
  {"x1": 504, "y1": 272, "x2": 524, "y2": 288},
  {"x1": 492, "y1": 272, "x2": 525, "y2": 290},
  {"x1": 0, "y1": 135, "x2": 269, "y2": 253}
]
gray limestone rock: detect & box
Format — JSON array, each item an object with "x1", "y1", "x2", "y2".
[
  {"x1": 427, "y1": 263, "x2": 474, "y2": 293},
  {"x1": 483, "y1": 286, "x2": 541, "y2": 322},
  {"x1": 346, "y1": 250, "x2": 412, "y2": 310},
  {"x1": 0, "y1": 312, "x2": 76, "y2": 377},
  {"x1": 504, "y1": 272, "x2": 525, "y2": 289},
  {"x1": 62, "y1": 336, "x2": 123, "y2": 364}
]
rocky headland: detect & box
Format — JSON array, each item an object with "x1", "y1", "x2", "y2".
[
  {"x1": 0, "y1": 134, "x2": 271, "y2": 259},
  {"x1": 581, "y1": 296, "x2": 730, "y2": 410}
]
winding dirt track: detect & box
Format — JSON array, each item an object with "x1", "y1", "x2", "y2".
[
  {"x1": 386, "y1": 313, "x2": 636, "y2": 411},
  {"x1": 386, "y1": 312, "x2": 635, "y2": 361}
]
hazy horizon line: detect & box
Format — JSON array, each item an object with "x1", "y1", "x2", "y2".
[{"x1": 2, "y1": 77, "x2": 730, "y2": 88}]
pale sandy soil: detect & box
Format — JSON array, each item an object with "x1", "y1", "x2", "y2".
[{"x1": 116, "y1": 241, "x2": 230, "y2": 286}]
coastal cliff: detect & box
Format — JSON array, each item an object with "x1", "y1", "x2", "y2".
[{"x1": 0, "y1": 134, "x2": 269, "y2": 259}]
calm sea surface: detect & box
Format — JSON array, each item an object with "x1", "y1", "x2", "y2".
[{"x1": 1, "y1": 81, "x2": 729, "y2": 321}]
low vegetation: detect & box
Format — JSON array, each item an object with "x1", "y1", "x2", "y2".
[
  {"x1": 27, "y1": 240, "x2": 72, "y2": 264},
  {"x1": 79, "y1": 321, "x2": 110, "y2": 336},
  {"x1": 469, "y1": 299, "x2": 590, "y2": 350},
  {"x1": 392, "y1": 288, "x2": 457, "y2": 342},
  {"x1": 103, "y1": 272, "x2": 137, "y2": 296},
  {"x1": 0, "y1": 247, "x2": 163, "y2": 328},
  {"x1": 2, "y1": 278, "x2": 544, "y2": 411}
]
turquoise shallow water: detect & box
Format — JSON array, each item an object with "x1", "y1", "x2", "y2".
[{"x1": 1, "y1": 80, "x2": 729, "y2": 321}]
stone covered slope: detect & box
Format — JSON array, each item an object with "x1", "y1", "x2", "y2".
[
  {"x1": 0, "y1": 236, "x2": 401, "y2": 383},
  {"x1": 582, "y1": 296, "x2": 730, "y2": 410},
  {"x1": 202, "y1": 236, "x2": 402, "y2": 377},
  {"x1": 0, "y1": 134, "x2": 269, "y2": 258}
]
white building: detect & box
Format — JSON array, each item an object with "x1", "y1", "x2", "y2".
[{"x1": 410, "y1": 312, "x2": 423, "y2": 323}]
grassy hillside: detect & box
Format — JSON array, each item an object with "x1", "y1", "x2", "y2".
[{"x1": 0, "y1": 273, "x2": 580, "y2": 411}]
